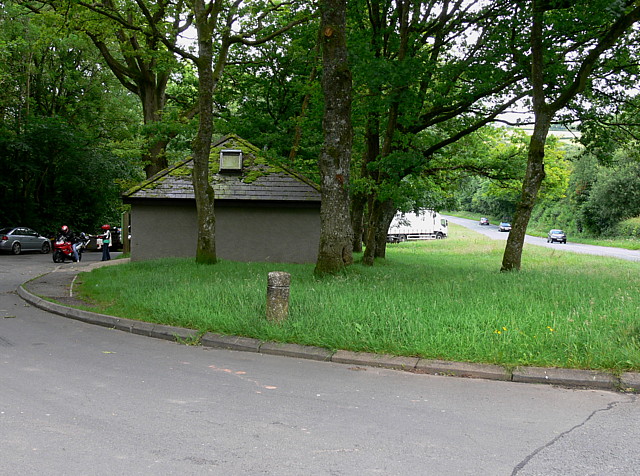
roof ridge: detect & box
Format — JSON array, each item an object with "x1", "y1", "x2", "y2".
[
  {"x1": 122, "y1": 156, "x2": 193, "y2": 197},
  {"x1": 123, "y1": 135, "x2": 321, "y2": 199}
]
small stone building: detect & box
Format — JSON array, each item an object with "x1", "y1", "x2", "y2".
[{"x1": 123, "y1": 135, "x2": 321, "y2": 263}]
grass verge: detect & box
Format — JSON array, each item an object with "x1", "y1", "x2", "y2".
[{"x1": 76, "y1": 224, "x2": 640, "y2": 372}]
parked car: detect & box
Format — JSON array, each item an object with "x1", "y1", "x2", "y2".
[
  {"x1": 547, "y1": 229, "x2": 567, "y2": 243},
  {"x1": 498, "y1": 222, "x2": 511, "y2": 232},
  {"x1": 479, "y1": 217, "x2": 489, "y2": 225},
  {"x1": 0, "y1": 226, "x2": 51, "y2": 254}
]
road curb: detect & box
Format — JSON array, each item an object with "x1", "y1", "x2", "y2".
[
  {"x1": 332, "y1": 350, "x2": 420, "y2": 370},
  {"x1": 415, "y1": 359, "x2": 512, "y2": 381},
  {"x1": 17, "y1": 266, "x2": 640, "y2": 393},
  {"x1": 512, "y1": 366, "x2": 617, "y2": 389}
]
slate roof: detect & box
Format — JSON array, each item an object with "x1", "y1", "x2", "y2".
[{"x1": 123, "y1": 135, "x2": 321, "y2": 203}]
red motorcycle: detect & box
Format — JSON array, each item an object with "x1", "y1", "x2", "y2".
[{"x1": 52, "y1": 233, "x2": 89, "y2": 263}]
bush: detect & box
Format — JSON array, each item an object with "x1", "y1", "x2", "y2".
[{"x1": 616, "y1": 216, "x2": 640, "y2": 238}]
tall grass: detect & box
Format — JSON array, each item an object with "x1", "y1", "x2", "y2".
[{"x1": 77, "y1": 225, "x2": 640, "y2": 371}]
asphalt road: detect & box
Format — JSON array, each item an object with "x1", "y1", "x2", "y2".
[
  {"x1": 1, "y1": 251, "x2": 639, "y2": 475},
  {"x1": 445, "y1": 215, "x2": 640, "y2": 262}
]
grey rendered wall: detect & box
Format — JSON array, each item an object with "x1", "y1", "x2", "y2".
[
  {"x1": 130, "y1": 201, "x2": 320, "y2": 263},
  {"x1": 216, "y1": 205, "x2": 320, "y2": 263},
  {"x1": 130, "y1": 202, "x2": 197, "y2": 261}
]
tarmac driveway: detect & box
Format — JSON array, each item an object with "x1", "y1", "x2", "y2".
[{"x1": 1, "y1": 252, "x2": 639, "y2": 475}]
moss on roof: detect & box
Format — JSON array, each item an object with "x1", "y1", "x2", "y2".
[
  {"x1": 123, "y1": 134, "x2": 320, "y2": 201},
  {"x1": 123, "y1": 157, "x2": 192, "y2": 196}
]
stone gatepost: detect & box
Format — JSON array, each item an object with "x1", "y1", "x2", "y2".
[{"x1": 266, "y1": 271, "x2": 291, "y2": 322}]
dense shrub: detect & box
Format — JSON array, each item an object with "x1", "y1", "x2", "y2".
[{"x1": 616, "y1": 216, "x2": 640, "y2": 238}]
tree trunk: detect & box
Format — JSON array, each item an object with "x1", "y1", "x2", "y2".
[
  {"x1": 192, "y1": 0, "x2": 217, "y2": 264},
  {"x1": 86, "y1": 29, "x2": 172, "y2": 180},
  {"x1": 374, "y1": 200, "x2": 396, "y2": 259},
  {"x1": 140, "y1": 80, "x2": 170, "y2": 177},
  {"x1": 351, "y1": 192, "x2": 366, "y2": 252},
  {"x1": 352, "y1": 111, "x2": 381, "y2": 252},
  {"x1": 500, "y1": 117, "x2": 550, "y2": 271},
  {"x1": 143, "y1": 137, "x2": 170, "y2": 178},
  {"x1": 363, "y1": 198, "x2": 396, "y2": 263},
  {"x1": 314, "y1": 0, "x2": 354, "y2": 275},
  {"x1": 501, "y1": 1, "x2": 549, "y2": 272},
  {"x1": 362, "y1": 197, "x2": 382, "y2": 266}
]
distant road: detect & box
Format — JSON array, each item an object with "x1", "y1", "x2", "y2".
[{"x1": 444, "y1": 215, "x2": 640, "y2": 262}]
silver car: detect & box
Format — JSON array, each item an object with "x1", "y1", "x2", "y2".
[
  {"x1": 547, "y1": 229, "x2": 567, "y2": 243},
  {"x1": 0, "y1": 227, "x2": 51, "y2": 255}
]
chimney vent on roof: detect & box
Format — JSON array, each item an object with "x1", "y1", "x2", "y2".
[{"x1": 220, "y1": 149, "x2": 243, "y2": 171}]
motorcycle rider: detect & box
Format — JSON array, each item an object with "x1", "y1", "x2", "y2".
[{"x1": 58, "y1": 225, "x2": 80, "y2": 262}]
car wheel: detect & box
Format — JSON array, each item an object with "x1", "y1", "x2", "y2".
[
  {"x1": 11, "y1": 242, "x2": 21, "y2": 255},
  {"x1": 41, "y1": 241, "x2": 51, "y2": 254}
]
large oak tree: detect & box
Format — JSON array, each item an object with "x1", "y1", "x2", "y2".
[
  {"x1": 20, "y1": 0, "x2": 191, "y2": 178},
  {"x1": 501, "y1": 0, "x2": 640, "y2": 271},
  {"x1": 348, "y1": 0, "x2": 528, "y2": 264}
]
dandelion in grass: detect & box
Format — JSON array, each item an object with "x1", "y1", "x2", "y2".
[{"x1": 547, "y1": 326, "x2": 555, "y2": 332}]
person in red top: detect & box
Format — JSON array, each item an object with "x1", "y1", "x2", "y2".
[{"x1": 100, "y1": 224, "x2": 111, "y2": 261}]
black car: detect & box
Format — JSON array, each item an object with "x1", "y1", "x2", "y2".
[{"x1": 547, "y1": 229, "x2": 567, "y2": 243}]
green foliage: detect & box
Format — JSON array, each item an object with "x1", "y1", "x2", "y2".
[
  {"x1": 456, "y1": 128, "x2": 570, "y2": 221},
  {"x1": 5, "y1": 0, "x2": 640, "y2": 250},
  {"x1": 616, "y1": 216, "x2": 640, "y2": 238},
  {"x1": 531, "y1": 148, "x2": 640, "y2": 236},
  {"x1": 0, "y1": 2, "x2": 142, "y2": 232},
  {"x1": 0, "y1": 116, "x2": 139, "y2": 233},
  {"x1": 580, "y1": 154, "x2": 640, "y2": 234},
  {"x1": 213, "y1": 16, "x2": 323, "y2": 181}
]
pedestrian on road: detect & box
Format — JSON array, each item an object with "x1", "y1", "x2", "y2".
[{"x1": 101, "y1": 224, "x2": 111, "y2": 261}]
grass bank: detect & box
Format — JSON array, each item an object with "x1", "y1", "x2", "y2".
[{"x1": 77, "y1": 224, "x2": 640, "y2": 372}]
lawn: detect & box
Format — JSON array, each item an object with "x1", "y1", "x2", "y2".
[{"x1": 76, "y1": 224, "x2": 640, "y2": 372}]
